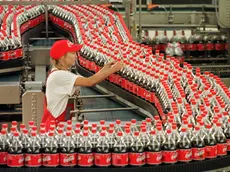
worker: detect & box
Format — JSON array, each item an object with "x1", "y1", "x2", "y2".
[{"x1": 41, "y1": 40, "x2": 124, "y2": 130}]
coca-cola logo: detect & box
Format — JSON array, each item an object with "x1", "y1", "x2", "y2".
[
  {"x1": 18, "y1": 157, "x2": 24, "y2": 164},
  {"x1": 136, "y1": 153, "x2": 145, "y2": 162},
  {"x1": 185, "y1": 150, "x2": 192, "y2": 159},
  {"x1": 43, "y1": 155, "x2": 51, "y2": 162},
  {"x1": 156, "y1": 153, "x2": 162, "y2": 161},
  {"x1": 3, "y1": 156, "x2": 6, "y2": 162},
  {"x1": 171, "y1": 151, "x2": 178, "y2": 160},
  {"x1": 106, "y1": 157, "x2": 111, "y2": 163},
  {"x1": 227, "y1": 140, "x2": 230, "y2": 146},
  {"x1": 88, "y1": 156, "x2": 93, "y2": 163},
  {"x1": 25, "y1": 156, "x2": 31, "y2": 162},
  {"x1": 194, "y1": 149, "x2": 205, "y2": 157},
  {"x1": 63, "y1": 155, "x2": 75, "y2": 163},
  {"x1": 222, "y1": 146, "x2": 227, "y2": 153}
]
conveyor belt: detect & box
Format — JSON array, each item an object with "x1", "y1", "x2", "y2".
[{"x1": 80, "y1": 87, "x2": 144, "y2": 122}]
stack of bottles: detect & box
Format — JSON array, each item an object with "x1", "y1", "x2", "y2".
[
  {"x1": 144, "y1": 30, "x2": 228, "y2": 59},
  {"x1": 0, "y1": 5, "x2": 45, "y2": 61},
  {"x1": 35, "y1": 5, "x2": 230, "y2": 131},
  {"x1": 1, "y1": 118, "x2": 230, "y2": 168}
]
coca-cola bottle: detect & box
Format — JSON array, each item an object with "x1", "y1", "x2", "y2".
[
  {"x1": 130, "y1": 119, "x2": 139, "y2": 136},
  {"x1": 55, "y1": 129, "x2": 64, "y2": 152},
  {"x1": 146, "y1": 130, "x2": 162, "y2": 165},
  {"x1": 115, "y1": 120, "x2": 123, "y2": 133},
  {"x1": 73, "y1": 129, "x2": 81, "y2": 149},
  {"x1": 162, "y1": 129, "x2": 178, "y2": 164},
  {"x1": 129, "y1": 131, "x2": 145, "y2": 166},
  {"x1": 122, "y1": 127, "x2": 133, "y2": 147},
  {"x1": 0, "y1": 130, "x2": 8, "y2": 165},
  {"x1": 187, "y1": 30, "x2": 197, "y2": 58},
  {"x1": 1, "y1": 124, "x2": 8, "y2": 134},
  {"x1": 43, "y1": 132, "x2": 59, "y2": 167},
  {"x1": 196, "y1": 34, "x2": 205, "y2": 58},
  {"x1": 224, "y1": 118, "x2": 230, "y2": 152},
  {"x1": 24, "y1": 132, "x2": 41, "y2": 167},
  {"x1": 7, "y1": 132, "x2": 24, "y2": 167},
  {"x1": 151, "y1": 30, "x2": 160, "y2": 53},
  {"x1": 214, "y1": 123, "x2": 227, "y2": 156},
  {"x1": 107, "y1": 128, "x2": 115, "y2": 149},
  {"x1": 177, "y1": 128, "x2": 192, "y2": 162},
  {"x1": 204, "y1": 34, "x2": 215, "y2": 58},
  {"x1": 90, "y1": 128, "x2": 99, "y2": 149},
  {"x1": 95, "y1": 132, "x2": 111, "y2": 167},
  {"x1": 78, "y1": 131, "x2": 93, "y2": 167},
  {"x1": 204, "y1": 124, "x2": 217, "y2": 159},
  {"x1": 21, "y1": 129, "x2": 29, "y2": 153},
  {"x1": 39, "y1": 129, "x2": 46, "y2": 154},
  {"x1": 139, "y1": 127, "x2": 150, "y2": 147},
  {"x1": 60, "y1": 132, "x2": 77, "y2": 167},
  {"x1": 112, "y1": 131, "x2": 128, "y2": 167},
  {"x1": 28, "y1": 121, "x2": 35, "y2": 134},
  {"x1": 191, "y1": 126, "x2": 206, "y2": 161}
]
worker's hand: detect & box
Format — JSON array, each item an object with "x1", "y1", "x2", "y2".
[
  {"x1": 104, "y1": 61, "x2": 116, "y2": 69},
  {"x1": 111, "y1": 60, "x2": 125, "y2": 72}
]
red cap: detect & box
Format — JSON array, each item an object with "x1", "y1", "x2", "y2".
[{"x1": 50, "y1": 40, "x2": 82, "y2": 60}]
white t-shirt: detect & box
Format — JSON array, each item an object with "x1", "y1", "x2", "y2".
[{"x1": 46, "y1": 69, "x2": 81, "y2": 118}]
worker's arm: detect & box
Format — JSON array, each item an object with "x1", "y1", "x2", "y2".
[{"x1": 74, "y1": 61, "x2": 124, "y2": 87}]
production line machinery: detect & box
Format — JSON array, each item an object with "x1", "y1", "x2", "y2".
[{"x1": 1, "y1": 1, "x2": 230, "y2": 172}]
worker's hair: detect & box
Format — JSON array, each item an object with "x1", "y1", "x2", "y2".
[{"x1": 50, "y1": 56, "x2": 65, "y2": 70}]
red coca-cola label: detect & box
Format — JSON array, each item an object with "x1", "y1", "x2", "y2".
[
  {"x1": 137, "y1": 86, "x2": 144, "y2": 97},
  {"x1": 9, "y1": 50, "x2": 16, "y2": 59},
  {"x1": 95, "y1": 153, "x2": 111, "y2": 167},
  {"x1": 215, "y1": 43, "x2": 225, "y2": 51},
  {"x1": 133, "y1": 84, "x2": 138, "y2": 94},
  {"x1": 60, "y1": 153, "x2": 77, "y2": 167},
  {"x1": 192, "y1": 147, "x2": 205, "y2": 160},
  {"x1": 225, "y1": 43, "x2": 228, "y2": 50},
  {"x1": 187, "y1": 44, "x2": 197, "y2": 51},
  {"x1": 145, "y1": 91, "x2": 151, "y2": 101},
  {"x1": 1, "y1": 52, "x2": 9, "y2": 61},
  {"x1": 0, "y1": 152, "x2": 7, "y2": 164},
  {"x1": 121, "y1": 78, "x2": 126, "y2": 88},
  {"x1": 197, "y1": 44, "x2": 205, "y2": 51},
  {"x1": 20, "y1": 21, "x2": 30, "y2": 34},
  {"x1": 162, "y1": 150, "x2": 177, "y2": 163},
  {"x1": 112, "y1": 153, "x2": 128, "y2": 166},
  {"x1": 146, "y1": 151, "x2": 162, "y2": 165},
  {"x1": 25, "y1": 154, "x2": 42, "y2": 167},
  {"x1": 42, "y1": 153, "x2": 59, "y2": 167},
  {"x1": 129, "y1": 152, "x2": 145, "y2": 166},
  {"x1": 16, "y1": 49, "x2": 23, "y2": 59},
  {"x1": 206, "y1": 43, "x2": 214, "y2": 50},
  {"x1": 7, "y1": 154, "x2": 24, "y2": 167},
  {"x1": 227, "y1": 139, "x2": 230, "y2": 151},
  {"x1": 78, "y1": 153, "x2": 93, "y2": 167},
  {"x1": 161, "y1": 44, "x2": 167, "y2": 51},
  {"x1": 178, "y1": 149, "x2": 192, "y2": 162},
  {"x1": 180, "y1": 44, "x2": 187, "y2": 51},
  {"x1": 205, "y1": 145, "x2": 217, "y2": 158},
  {"x1": 154, "y1": 45, "x2": 161, "y2": 51},
  {"x1": 217, "y1": 143, "x2": 227, "y2": 156}
]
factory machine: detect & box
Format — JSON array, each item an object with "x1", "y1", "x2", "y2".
[{"x1": 1, "y1": 0, "x2": 230, "y2": 171}]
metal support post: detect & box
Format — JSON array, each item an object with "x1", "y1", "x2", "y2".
[
  {"x1": 124, "y1": 0, "x2": 131, "y2": 32},
  {"x1": 138, "y1": 0, "x2": 142, "y2": 42},
  {"x1": 45, "y1": 5, "x2": 49, "y2": 40}
]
